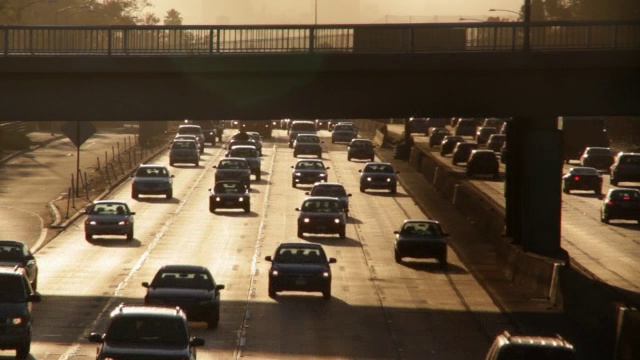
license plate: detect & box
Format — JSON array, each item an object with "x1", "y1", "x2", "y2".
[
  {"x1": 225, "y1": 201, "x2": 234, "y2": 206},
  {"x1": 295, "y1": 278, "x2": 306, "y2": 285}
]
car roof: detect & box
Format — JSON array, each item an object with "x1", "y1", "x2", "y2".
[
  {"x1": 494, "y1": 332, "x2": 574, "y2": 350},
  {"x1": 110, "y1": 304, "x2": 186, "y2": 318},
  {"x1": 157, "y1": 264, "x2": 209, "y2": 272},
  {"x1": 0, "y1": 240, "x2": 26, "y2": 247},
  {"x1": 139, "y1": 164, "x2": 167, "y2": 169},
  {"x1": 221, "y1": 157, "x2": 249, "y2": 163},
  {"x1": 92, "y1": 200, "x2": 129, "y2": 205},
  {"x1": 350, "y1": 139, "x2": 371, "y2": 143},
  {"x1": 303, "y1": 196, "x2": 342, "y2": 202},
  {"x1": 403, "y1": 219, "x2": 440, "y2": 225},
  {"x1": 230, "y1": 145, "x2": 257, "y2": 150},
  {"x1": 296, "y1": 159, "x2": 323, "y2": 164},
  {"x1": 364, "y1": 161, "x2": 392, "y2": 166},
  {"x1": 311, "y1": 182, "x2": 345, "y2": 187},
  {"x1": 277, "y1": 242, "x2": 323, "y2": 250}
]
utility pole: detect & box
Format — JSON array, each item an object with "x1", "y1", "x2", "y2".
[{"x1": 523, "y1": 0, "x2": 531, "y2": 52}]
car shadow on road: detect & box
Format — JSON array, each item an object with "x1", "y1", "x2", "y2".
[
  {"x1": 607, "y1": 222, "x2": 640, "y2": 229},
  {"x1": 568, "y1": 192, "x2": 603, "y2": 199},
  {"x1": 346, "y1": 217, "x2": 363, "y2": 224},
  {"x1": 269, "y1": 293, "x2": 349, "y2": 304},
  {"x1": 211, "y1": 211, "x2": 259, "y2": 218},
  {"x1": 399, "y1": 260, "x2": 468, "y2": 275},
  {"x1": 299, "y1": 236, "x2": 361, "y2": 247},
  {"x1": 87, "y1": 238, "x2": 142, "y2": 248},
  {"x1": 360, "y1": 191, "x2": 409, "y2": 198},
  {"x1": 133, "y1": 197, "x2": 180, "y2": 204}
]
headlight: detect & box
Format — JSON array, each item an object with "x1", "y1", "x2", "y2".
[
  {"x1": 319, "y1": 173, "x2": 326, "y2": 177},
  {"x1": 334, "y1": 218, "x2": 341, "y2": 224},
  {"x1": 367, "y1": 177, "x2": 372, "y2": 181},
  {"x1": 239, "y1": 197, "x2": 244, "y2": 202},
  {"x1": 322, "y1": 271, "x2": 330, "y2": 278},
  {"x1": 10, "y1": 317, "x2": 24, "y2": 325},
  {"x1": 295, "y1": 172, "x2": 302, "y2": 176},
  {"x1": 304, "y1": 218, "x2": 310, "y2": 223},
  {"x1": 387, "y1": 178, "x2": 392, "y2": 182},
  {"x1": 118, "y1": 220, "x2": 129, "y2": 225},
  {"x1": 271, "y1": 270, "x2": 279, "y2": 276},
  {"x1": 216, "y1": 197, "x2": 221, "y2": 202},
  {"x1": 88, "y1": 220, "x2": 97, "y2": 225}
]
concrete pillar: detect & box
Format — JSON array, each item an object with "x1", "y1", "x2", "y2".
[
  {"x1": 520, "y1": 116, "x2": 563, "y2": 256},
  {"x1": 504, "y1": 118, "x2": 522, "y2": 240}
]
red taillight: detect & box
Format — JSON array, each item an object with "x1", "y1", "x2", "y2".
[
  {"x1": 623, "y1": 196, "x2": 630, "y2": 201},
  {"x1": 573, "y1": 176, "x2": 580, "y2": 181},
  {"x1": 608, "y1": 201, "x2": 614, "y2": 205}
]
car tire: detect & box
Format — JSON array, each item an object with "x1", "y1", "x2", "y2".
[
  {"x1": 195, "y1": 160, "x2": 199, "y2": 167},
  {"x1": 16, "y1": 341, "x2": 30, "y2": 360},
  {"x1": 360, "y1": 186, "x2": 365, "y2": 193},
  {"x1": 292, "y1": 180, "x2": 296, "y2": 188},
  {"x1": 268, "y1": 283, "x2": 277, "y2": 298},
  {"x1": 166, "y1": 191, "x2": 172, "y2": 199},
  {"x1": 132, "y1": 191, "x2": 139, "y2": 199},
  {"x1": 207, "y1": 313, "x2": 220, "y2": 329},
  {"x1": 563, "y1": 187, "x2": 570, "y2": 194},
  {"x1": 339, "y1": 228, "x2": 346, "y2": 239},
  {"x1": 244, "y1": 204, "x2": 250, "y2": 213},
  {"x1": 31, "y1": 278, "x2": 38, "y2": 291},
  {"x1": 85, "y1": 233, "x2": 92, "y2": 241},
  {"x1": 347, "y1": 156, "x2": 352, "y2": 161},
  {"x1": 452, "y1": 160, "x2": 457, "y2": 166},
  {"x1": 256, "y1": 172, "x2": 261, "y2": 181},
  {"x1": 293, "y1": 152, "x2": 298, "y2": 157},
  {"x1": 169, "y1": 160, "x2": 174, "y2": 166},
  {"x1": 317, "y1": 153, "x2": 322, "y2": 158},
  {"x1": 210, "y1": 204, "x2": 216, "y2": 213},
  {"x1": 595, "y1": 188, "x2": 602, "y2": 195},
  {"x1": 439, "y1": 253, "x2": 448, "y2": 269},
  {"x1": 390, "y1": 186, "x2": 397, "y2": 194},
  {"x1": 370, "y1": 156, "x2": 375, "y2": 162},
  {"x1": 322, "y1": 286, "x2": 332, "y2": 300},
  {"x1": 394, "y1": 249, "x2": 402, "y2": 263},
  {"x1": 297, "y1": 228, "x2": 304, "y2": 238},
  {"x1": 126, "y1": 230, "x2": 134, "y2": 241},
  {"x1": 601, "y1": 212, "x2": 609, "y2": 224},
  {"x1": 611, "y1": 178, "x2": 618, "y2": 186}
]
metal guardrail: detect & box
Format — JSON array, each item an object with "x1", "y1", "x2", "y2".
[{"x1": 1, "y1": 21, "x2": 639, "y2": 55}]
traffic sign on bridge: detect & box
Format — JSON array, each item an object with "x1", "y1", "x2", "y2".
[{"x1": 61, "y1": 121, "x2": 96, "y2": 147}]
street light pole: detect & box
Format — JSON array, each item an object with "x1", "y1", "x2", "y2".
[
  {"x1": 314, "y1": 0, "x2": 318, "y2": 25},
  {"x1": 459, "y1": 17, "x2": 485, "y2": 22},
  {"x1": 489, "y1": 8, "x2": 522, "y2": 17}
]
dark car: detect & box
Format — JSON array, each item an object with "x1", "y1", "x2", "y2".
[
  {"x1": 485, "y1": 331, "x2": 576, "y2": 360},
  {"x1": 600, "y1": 188, "x2": 640, "y2": 224},
  {"x1": 610, "y1": 152, "x2": 640, "y2": 186},
  {"x1": 246, "y1": 132, "x2": 263, "y2": 155},
  {"x1": 0, "y1": 240, "x2": 38, "y2": 290},
  {"x1": 440, "y1": 135, "x2": 465, "y2": 156},
  {"x1": 288, "y1": 120, "x2": 318, "y2": 148},
  {"x1": 83, "y1": 200, "x2": 135, "y2": 241},
  {"x1": 579, "y1": 147, "x2": 614, "y2": 171},
  {"x1": 562, "y1": 167, "x2": 603, "y2": 195},
  {"x1": 331, "y1": 123, "x2": 358, "y2": 143},
  {"x1": 293, "y1": 134, "x2": 323, "y2": 158},
  {"x1": 467, "y1": 150, "x2": 500, "y2": 178},
  {"x1": 291, "y1": 159, "x2": 329, "y2": 188},
  {"x1": 475, "y1": 126, "x2": 499, "y2": 145},
  {"x1": 213, "y1": 157, "x2": 252, "y2": 189},
  {"x1": 169, "y1": 139, "x2": 199, "y2": 166},
  {"x1": 451, "y1": 142, "x2": 479, "y2": 165},
  {"x1": 425, "y1": 118, "x2": 450, "y2": 129},
  {"x1": 88, "y1": 304, "x2": 205, "y2": 359},
  {"x1": 131, "y1": 164, "x2": 174, "y2": 199},
  {"x1": 226, "y1": 145, "x2": 261, "y2": 180},
  {"x1": 305, "y1": 182, "x2": 352, "y2": 217},
  {"x1": 191, "y1": 120, "x2": 218, "y2": 146},
  {"x1": 0, "y1": 266, "x2": 41, "y2": 359},
  {"x1": 486, "y1": 134, "x2": 506, "y2": 153},
  {"x1": 481, "y1": 118, "x2": 506, "y2": 129},
  {"x1": 296, "y1": 196, "x2": 347, "y2": 238},
  {"x1": 142, "y1": 265, "x2": 225, "y2": 329},
  {"x1": 177, "y1": 124, "x2": 205, "y2": 153},
  {"x1": 428, "y1": 128, "x2": 451, "y2": 147},
  {"x1": 265, "y1": 242, "x2": 337, "y2": 300},
  {"x1": 406, "y1": 118, "x2": 429, "y2": 133},
  {"x1": 315, "y1": 119, "x2": 332, "y2": 130},
  {"x1": 359, "y1": 162, "x2": 399, "y2": 193},
  {"x1": 347, "y1": 138, "x2": 375, "y2": 161},
  {"x1": 394, "y1": 220, "x2": 449, "y2": 267},
  {"x1": 454, "y1": 118, "x2": 477, "y2": 137},
  {"x1": 209, "y1": 180, "x2": 250, "y2": 213}
]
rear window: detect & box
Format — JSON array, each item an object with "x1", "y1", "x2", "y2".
[
  {"x1": 178, "y1": 126, "x2": 202, "y2": 135},
  {"x1": 495, "y1": 346, "x2": 576, "y2": 360},
  {"x1": 586, "y1": 148, "x2": 612, "y2": 156},
  {"x1": 291, "y1": 122, "x2": 316, "y2": 131},
  {"x1": 611, "y1": 190, "x2": 640, "y2": 201},
  {"x1": 571, "y1": 167, "x2": 599, "y2": 175},
  {"x1": 296, "y1": 161, "x2": 325, "y2": 170},
  {"x1": 218, "y1": 160, "x2": 248, "y2": 169},
  {"x1": 619, "y1": 155, "x2": 640, "y2": 165},
  {"x1": 105, "y1": 316, "x2": 189, "y2": 346},
  {"x1": 275, "y1": 247, "x2": 327, "y2": 263},
  {"x1": 135, "y1": 167, "x2": 168, "y2": 177}
]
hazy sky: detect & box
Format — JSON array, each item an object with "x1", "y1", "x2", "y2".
[{"x1": 147, "y1": 0, "x2": 525, "y2": 24}]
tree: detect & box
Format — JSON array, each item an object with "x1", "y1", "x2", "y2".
[{"x1": 163, "y1": 8, "x2": 181, "y2": 25}]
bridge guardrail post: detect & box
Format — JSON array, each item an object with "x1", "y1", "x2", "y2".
[
  {"x1": 3, "y1": 27, "x2": 8, "y2": 56},
  {"x1": 309, "y1": 27, "x2": 315, "y2": 53},
  {"x1": 107, "y1": 28, "x2": 112, "y2": 56},
  {"x1": 209, "y1": 29, "x2": 213, "y2": 55}
]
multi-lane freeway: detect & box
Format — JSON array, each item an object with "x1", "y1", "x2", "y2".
[{"x1": 1, "y1": 127, "x2": 525, "y2": 359}]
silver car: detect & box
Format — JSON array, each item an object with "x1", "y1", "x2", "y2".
[
  {"x1": 177, "y1": 124, "x2": 205, "y2": 153},
  {"x1": 213, "y1": 157, "x2": 252, "y2": 189},
  {"x1": 305, "y1": 182, "x2": 352, "y2": 217},
  {"x1": 84, "y1": 200, "x2": 135, "y2": 241},
  {"x1": 226, "y1": 145, "x2": 261, "y2": 180},
  {"x1": 131, "y1": 164, "x2": 174, "y2": 199}
]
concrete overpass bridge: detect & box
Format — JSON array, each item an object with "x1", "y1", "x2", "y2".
[{"x1": 1, "y1": 20, "x2": 640, "y2": 257}]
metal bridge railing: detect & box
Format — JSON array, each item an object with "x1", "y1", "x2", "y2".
[{"x1": 1, "y1": 21, "x2": 639, "y2": 56}]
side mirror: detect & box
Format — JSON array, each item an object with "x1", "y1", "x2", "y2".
[
  {"x1": 216, "y1": 284, "x2": 225, "y2": 291},
  {"x1": 130, "y1": 212, "x2": 136, "y2": 215},
  {"x1": 142, "y1": 282, "x2": 150, "y2": 288},
  {"x1": 190, "y1": 337, "x2": 205, "y2": 347},
  {"x1": 28, "y1": 293, "x2": 42, "y2": 302},
  {"x1": 305, "y1": 192, "x2": 310, "y2": 195},
  {"x1": 326, "y1": 167, "x2": 330, "y2": 170},
  {"x1": 329, "y1": 258, "x2": 337, "y2": 263},
  {"x1": 88, "y1": 333, "x2": 105, "y2": 343},
  {"x1": 265, "y1": 255, "x2": 272, "y2": 261},
  {"x1": 170, "y1": 175, "x2": 175, "y2": 178},
  {"x1": 213, "y1": 165, "x2": 218, "y2": 168},
  {"x1": 291, "y1": 165, "x2": 294, "y2": 169},
  {"x1": 358, "y1": 170, "x2": 363, "y2": 173},
  {"x1": 393, "y1": 231, "x2": 399, "y2": 235},
  {"x1": 347, "y1": 193, "x2": 352, "y2": 197},
  {"x1": 295, "y1": 208, "x2": 300, "y2": 211}
]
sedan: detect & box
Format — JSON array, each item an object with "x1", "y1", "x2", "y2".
[
  {"x1": 83, "y1": 200, "x2": 135, "y2": 241},
  {"x1": 305, "y1": 182, "x2": 352, "y2": 217},
  {"x1": 394, "y1": 219, "x2": 449, "y2": 267},
  {"x1": 296, "y1": 196, "x2": 347, "y2": 238},
  {"x1": 562, "y1": 167, "x2": 603, "y2": 195},
  {"x1": 580, "y1": 147, "x2": 614, "y2": 171},
  {"x1": 214, "y1": 157, "x2": 252, "y2": 189},
  {"x1": 0, "y1": 240, "x2": 38, "y2": 290},
  {"x1": 331, "y1": 123, "x2": 358, "y2": 143},
  {"x1": 209, "y1": 180, "x2": 250, "y2": 213},
  {"x1": 359, "y1": 162, "x2": 399, "y2": 193},
  {"x1": 293, "y1": 134, "x2": 323, "y2": 158},
  {"x1": 428, "y1": 128, "x2": 451, "y2": 147},
  {"x1": 440, "y1": 136, "x2": 465, "y2": 156},
  {"x1": 451, "y1": 142, "x2": 479, "y2": 165},
  {"x1": 131, "y1": 164, "x2": 174, "y2": 199},
  {"x1": 142, "y1": 264, "x2": 225, "y2": 329},
  {"x1": 226, "y1": 145, "x2": 261, "y2": 180},
  {"x1": 347, "y1": 138, "x2": 375, "y2": 161},
  {"x1": 265, "y1": 242, "x2": 336, "y2": 300},
  {"x1": 291, "y1": 159, "x2": 329, "y2": 188},
  {"x1": 466, "y1": 150, "x2": 500, "y2": 179},
  {"x1": 600, "y1": 188, "x2": 640, "y2": 224}
]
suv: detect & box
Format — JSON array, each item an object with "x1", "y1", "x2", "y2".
[
  {"x1": 347, "y1": 139, "x2": 375, "y2": 162},
  {"x1": 169, "y1": 139, "x2": 199, "y2": 166},
  {"x1": 485, "y1": 331, "x2": 576, "y2": 360},
  {"x1": 177, "y1": 124, "x2": 206, "y2": 153},
  {"x1": 610, "y1": 152, "x2": 640, "y2": 186},
  {"x1": 131, "y1": 164, "x2": 174, "y2": 199},
  {"x1": 88, "y1": 304, "x2": 205, "y2": 359},
  {"x1": 0, "y1": 266, "x2": 41, "y2": 359},
  {"x1": 0, "y1": 240, "x2": 38, "y2": 290},
  {"x1": 288, "y1": 120, "x2": 317, "y2": 148}
]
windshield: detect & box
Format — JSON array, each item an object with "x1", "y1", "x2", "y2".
[
  {"x1": 275, "y1": 247, "x2": 327, "y2": 264},
  {"x1": 296, "y1": 161, "x2": 325, "y2": 170},
  {"x1": 172, "y1": 141, "x2": 196, "y2": 150},
  {"x1": 0, "y1": 245, "x2": 24, "y2": 261},
  {"x1": 151, "y1": 270, "x2": 213, "y2": 290},
  {"x1": 400, "y1": 222, "x2": 442, "y2": 236},
  {"x1": 0, "y1": 276, "x2": 27, "y2": 302},
  {"x1": 218, "y1": 160, "x2": 248, "y2": 169},
  {"x1": 302, "y1": 199, "x2": 341, "y2": 212},
  {"x1": 214, "y1": 182, "x2": 244, "y2": 194},
  {"x1": 135, "y1": 167, "x2": 168, "y2": 177},
  {"x1": 312, "y1": 186, "x2": 346, "y2": 197},
  {"x1": 297, "y1": 136, "x2": 319, "y2": 143},
  {"x1": 90, "y1": 203, "x2": 130, "y2": 215},
  {"x1": 363, "y1": 164, "x2": 393, "y2": 173},
  {"x1": 105, "y1": 316, "x2": 189, "y2": 346},
  {"x1": 586, "y1": 148, "x2": 611, "y2": 155}
]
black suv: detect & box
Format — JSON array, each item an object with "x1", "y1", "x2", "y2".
[
  {"x1": 0, "y1": 266, "x2": 41, "y2": 359},
  {"x1": 610, "y1": 152, "x2": 640, "y2": 186},
  {"x1": 88, "y1": 303, "x2": 205, "y2": 359},
  {"x1": 0, "y1": 240, "x2": 38, "y2": 290}
]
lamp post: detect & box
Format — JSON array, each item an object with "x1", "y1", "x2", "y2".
[
  {"x1": 54, "y1": 4, "x2": 93, "y2": 24},
  {"x1": 314, "y1": 0, "x2": 318, "y2": 25},
  {"x1": 489, "y1": 9, "x2": 522, "y2": 17},
  {"x1": 459, "y1": 17, "x2": 485, "y2": 22}
]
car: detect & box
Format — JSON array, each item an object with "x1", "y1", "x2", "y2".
[
  {"x1": 481, "y1": 118, "x2": 506, "y2": 129},
  {"x1": 88, "y1": 303, "x2": 205, "y2": 359},
  {"x1": 213, "y1": 157, "x2": 252, "y2": 189},
  {"x1": 331, "y1": 123, "x2": 358, "y2": 143},
  {"x1": 265, "y1": 242, "x2": 336, "y2": 300},
  {"x1": 288, "y1": 120, "x2": 318, "y2": 148},
  {"x1": 291, "y1": 159, "x2": 329, "y2": 188},
  {"x1": 562, "y1": 167, "x2": 603, "y2": 195},
  {"x1": 440, "y1": 135, "x2": 465, "y2": 156},
  {"x1": 169, "y1": 139, "x2": 199, "y2": 166},
  {"x1": 406, "y1": 117, "x2": 429, "y2": 133},
  {"x1": 467, "y1": 149, "x2": 500, "y2": 178},
  {"x1": 347, "y1": 138, "x2": 375, "y2": 161},
  {"x1": 451, "y1": 142, "x2": 479, "y2": 165},
  {"x1": 293, "y1": 134, "x2": 323, "y2": 158},
  {"x1": 610, "y1": 152, "x2": 640, "y2": 186},
  {"x1": 454, "y1": 118, "x2": 477, "y2": 137},
  {"x1": 173, "y1": 134, "x2": 202, "y2": 153},
  {"x1": 579, "y1": 147, "x2": 614, "y2": 171},
  {"x1": 209, "y1": 180, "x2": 250, "y2": 213},
  {"x1": 600, "y1": 188, "x2": 640, "y2": 224},
  {"x1": 0, "y1": 240, "x2": 38, "y2": 291},
  {"x1": 484, "y1": 331, "x2": 576, "y2": 360},
  {"x1": 305, "y1": 182, "x2": 352, "y2": 217},
  {"x1": 475, "y1": 126, "x2": 499, "y2": 145},
  {"x1": 0, "y1": 266, "x2": 41, "y2": 359},
  {"x1": 226, "y1": 145, "x2": 261, "y2": 180},
  {"x1": 142, "y1": 265, "x2": 225, "y2": 329},
  {"x1": 428, "y1": 127, "x2": 451, "y2": 147},
  {"x1": 177, "y1": 124, "x2": 206, "y2": 153},
  {"x1": 227, "y1": 138, "x2": 257, "y2": 151},
  {"x1": 83, "y1": 200, "x2": 135, "y2": 241},
  {"x1": 500, "y1": 143, "x2": 508, "y2": 164},
  {"x1": 296, "y1": 196, "x2": 347, "y2": 238},
  {"x1": 393, "y1": 219, "x2": 449, "y2": 267},
  {"x1": 245, "y1": 131, "x2": 263, "y2": 155},
  {"x1": 424, "y1": 118, "x2": 450, "y2": 129},
  {"x1": 486, "y1": 134, "x2": 507, "y2": 153},
  {"x1": 315, "y1": 119, "x2": 332, "y2": 130},
  {"x1": 359, "y1": 162, "x2": 399, "y2": 193},
  {"x1": 131, "y1": 164, "x2": 174, "y2": 199},
  {"x1": 191, "y1": 120, "x2": 218, "y2": 145}
]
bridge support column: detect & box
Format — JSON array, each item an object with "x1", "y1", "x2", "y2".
[{"x1": 505, "y1": 117, "x2": 564, "y2": 257}]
